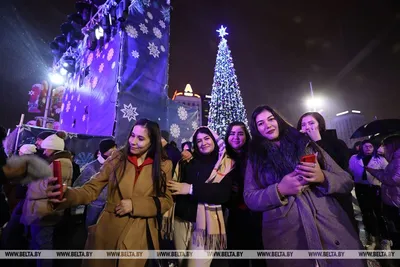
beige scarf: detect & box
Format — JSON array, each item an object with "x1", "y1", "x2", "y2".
[{"x1": 162, "y1": 127, "x2": 234, "y2": 250}]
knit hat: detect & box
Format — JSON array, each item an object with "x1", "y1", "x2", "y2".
[
  {"x1": 99, "y1": 139, "x2": 116, "y2": 154},
  {"x1": 37, "y1": 131, "x2": 54, "y2": 140},
  {"x1": 41, "y1": 133, "x2": 66, "y2": 151},
  {"x1": 19, "y1": 144, "x2": 37, "y2": 155}
]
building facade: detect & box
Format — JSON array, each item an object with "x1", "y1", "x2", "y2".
[{"x1": 328, "y1": 110, "x2": 366, "y2": 148}]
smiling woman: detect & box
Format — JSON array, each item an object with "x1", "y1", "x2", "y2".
[
  {"x1": 168, "y1": 126, "x2": 234, "y2": 267},
  {"x1": 244, "y1": 105, "x2": 366, "y2": 267},
  {"x1": 46, "y1": 118, "x2": 173, "y2": 267}
]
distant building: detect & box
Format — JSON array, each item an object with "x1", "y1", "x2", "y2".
[
  {"x1": 172, "y1": 83, "x2": 202, "y2": 123},
  {"x1": 328, "y1": 110, "x2": 366, "y2": 148},
  {"x1": 200, "y1": 94, "x2": 211, "y2": 126}
]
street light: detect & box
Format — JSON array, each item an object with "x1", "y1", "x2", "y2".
[{"x1": 305, "y1": 96, "x2": 324, "y2": 112}]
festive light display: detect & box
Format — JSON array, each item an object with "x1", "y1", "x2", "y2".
[{"x1": 207, "y1": 26, "x2": 249, "y2": 137}]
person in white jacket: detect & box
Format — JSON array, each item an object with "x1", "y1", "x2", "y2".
[{"x1": 349, "y1": 140, "x2": 388, "y2": 250}]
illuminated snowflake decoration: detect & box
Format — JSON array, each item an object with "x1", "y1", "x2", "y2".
[
  {"x1": 99, "y1": 63, "x2": 105, "y2": 73},
  {"x1": 77, "y1": 94, "x2": 81, "y2": 102},
  {"x1": 91, "y1": 76, "x2": 98, "y2": 88},
  {"x1": 75, "y1": 152, "x2": 94, "y2": 167},
  {"x1": 111, "y1": 62, "x2": 116, "y2": 69},
  {"x1": 61, "y1": 103, "x2": 65, "y2": 112},
  {"x1": 160, "y1": 45, "x2": 166, "y2": 52},
  {"x1": 131, "y1": 50, "x2": 140, "y2": 59},
  {"x1": 192, "y1": 120, "x2": 199, "y2": 130},
  {"x1": 60, "y1": 119, "x2": 63, "y2": 125},
  {"x1": 148, "y1": 42, "x2": 160, "y2": 58},
  {"x1": 107, "y1": 48, "x2": 114, "y2": 61},
  {"x1": 28, "y1": 90, "x2": 34, "y2": 96},
  {"x1": 82, "y1": 114, "x2": 86, "y2": 122},
  {"x1": 66, "y1": 101, "x2": 71, "y2": 112},
  {"x1": 120, "y1": 103, "x2": 139, "y2": 122},
  {"x1": 65, "y1": 94, "x2": 69, "y2": 101},
  {"x1": 87, "y1": 53, "x2": 94, "y2": 66},
  {"x1": 177, "y1": 106, "x2": 188, "y2": 120},
  {"x1": 145, "y1": 19, "x2": 148, "y2": 23},
  {"x1": 74, "y1": 105, "x2": 77, "y2": 112},
  {"x1": 105, "y1": 43, "x2": 109, "y2": 49},
  {"x1": 181, "y1": 138, "x2": 187, "y2": 144},
  {"x1": 147, "y1": 12, "x2": 153, "y2": 20},
  {"x1": 153, "y1": 27, "x2": 162, "y2": 39},
  {"x1": 170, "y1": 124, "x2": 180, "y2": 138},
  {"x1": 159, "y1": 20, "x2": 166, "y2": 29},
  {"x1": 139, "y1": 23, "x2": 148, "y2": 34},
  {"x1": 125, "y1": 25, "x2": 138, "y2": 38}
]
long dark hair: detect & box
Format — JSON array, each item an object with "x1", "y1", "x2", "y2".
[
  {"x1": 119, "y1": 118, "x2": 168, "y2": 197},
  {"x1": 249, "y1": 105, "x2": 325, "y2": 186},
  {"x1": 224, "y1": 121, "x2": 250, "y2": 160},
  {"x1": 296, "y1": 112, "x2": 327, "y2": 132},
  {"x1": 192, "y1": 127, "x2": 218, "y2": 159}
]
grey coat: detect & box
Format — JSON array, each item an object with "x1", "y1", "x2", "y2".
[{"x1": 244, "y1": 147, "x2": 366, "y2": 267}]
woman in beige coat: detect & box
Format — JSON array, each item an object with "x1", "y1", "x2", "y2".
[{"x1": 47, "y1": 119, "x2": 173, "y2": 267}]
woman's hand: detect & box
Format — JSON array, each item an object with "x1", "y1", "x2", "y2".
[
  {"x1": 46, "y1": 177, "x2": 67, "y2": 203},
  {"x1": 115, "y1": 199, "x2": 133, "y2": 216},
  {"x1": 167, "y1": 181, "x2": 191, "y2": 195},
  {"x1": 295, "y1": 161, "x2": 325, "y2": 183},
  {"x1": 305, "y1": 127, "x2": 322, "y2": 142},
  {"x1": 277, "y1": 171, "x2": 307, "y2": 196}
]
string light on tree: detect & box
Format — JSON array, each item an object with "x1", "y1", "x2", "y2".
[{"x1": 207, "y1": 25, "x2": 249, "y2": 137}]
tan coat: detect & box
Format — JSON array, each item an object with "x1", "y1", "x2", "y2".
[{"x1": 59, "y1": 151, "x2": 173, "y2": 267}]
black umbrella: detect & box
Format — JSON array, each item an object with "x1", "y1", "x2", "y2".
[{"x1": 351, "y1": 119, "x2": 400, "y2": 139}]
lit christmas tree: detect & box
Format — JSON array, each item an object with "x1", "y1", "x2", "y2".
[{"x1": 207, "y1": 26, "x2": 249, "y2": 137}]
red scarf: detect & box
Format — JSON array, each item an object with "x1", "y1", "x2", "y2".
[{"x1": 127, "y1": 155, "x2": 153, "y2": 185}]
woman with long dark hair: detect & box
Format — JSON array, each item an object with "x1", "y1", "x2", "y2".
[
  {"x1": 244, "y1": 106, "x2": 365, "y2": 267},
  {"x1": 46, "y1": 119, "x2": 173, "y2": 267},
  {"x1": 349, "y1": 140, "x2": 388, "y2": 250},
  {"x1": 297, "y1": 112, "x2": 357, "y2": 231},
  {"x1": 224, "y1": 121, "x2": 265, "y2": 267},
  {"x1": 167, "y1": 126, "x2": 233, "y2": 267}
]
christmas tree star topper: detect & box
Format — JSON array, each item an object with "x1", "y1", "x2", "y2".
[{"x1": 216, "y1": 26, "x2": 228, "y2": 38}]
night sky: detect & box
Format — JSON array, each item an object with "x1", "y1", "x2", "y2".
[{"x1": 1, "y1": 0, "x2": 399, "y2": 130}]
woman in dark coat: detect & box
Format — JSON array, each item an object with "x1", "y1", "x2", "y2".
[{"x1": 244, "y1": 105, "x2": 366, "y2": 267}]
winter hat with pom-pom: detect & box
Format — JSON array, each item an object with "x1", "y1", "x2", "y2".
[{"x1": 41, "y1": 131, "x2": 67, "y2": 151}]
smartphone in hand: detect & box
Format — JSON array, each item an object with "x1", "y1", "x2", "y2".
[
  {"x1": 53, "y1": 160, "x2": 63, "y2": 200},
  {"x1": 301, "y1": 154, "x2": 316, "y2": 163}
]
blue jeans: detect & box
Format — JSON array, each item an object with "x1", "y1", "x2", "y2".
[{"x1": 30, "y1": 224, "x2": 55, "y2": 267}]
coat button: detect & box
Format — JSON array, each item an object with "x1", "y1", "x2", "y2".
[{"x1": 335, "y1": 240, "x2": 340, "y2": 245}]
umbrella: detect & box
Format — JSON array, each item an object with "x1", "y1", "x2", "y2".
[{"x1": 351, "y1": 119, "x2": 400, "y2": 139}]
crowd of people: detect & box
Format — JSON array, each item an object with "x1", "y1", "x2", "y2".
[{"x1": 0, "y1": 106, "x2": 399, "y2": 267}]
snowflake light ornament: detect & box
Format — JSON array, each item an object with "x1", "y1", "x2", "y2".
[
  {"x1": 107, "y1": 48, "x2": 114, "y2": 61},
  {"x1": 148, "y1": 42, "x2": 160, "y2": 58},
  {"x1": 99, "y1": 63, "x2": 105, "y2": 73},
  {"x1": 82, "y1": 114, "x2": 86, "y2": 122},
  {"x1": 28, "y1": 90, "x2": 34, "y2": 96},
  {"x1": 87, "y1": 53, "x2": 94, "y2": 66},
  {"x1": 170, "y1": 124, "x2": 180, "y2": 138},
  {"x1": 160, "y1": 45, "x2": 166, "y2": 52},
  {"x1": 139, "y1": 23, "x2": 148, "y2": 34},
  {"x1": 159, "y1": 20, "x2": 166, "y2": 29},
  {"x1": 177, "y1": 106, "x2": 188, "y2": 120},
  {"x1": 120, "y1": 103, "x2": 139, "y2": 122},
  {"x1": 66, "y1": 101, "x2": 71, "y2": 112},
  {"x1": 153, "y1": 27, "x2": 162, "y2": 39},
  {"x1": 125, "y1": 25, "x2": 138, "y2": 38},
  {"x1": 131, "y1": 50, "x2": 140, "y2": 59},
  {"x1": 112, "y1": 62, "x2": 116, "y2": 69},
  {"x1": 192, "y1": 120, "x2": 198, "y2": 130},
  {"x1": 147, "y1": 12, "x2": 153, "y2": 20}
]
